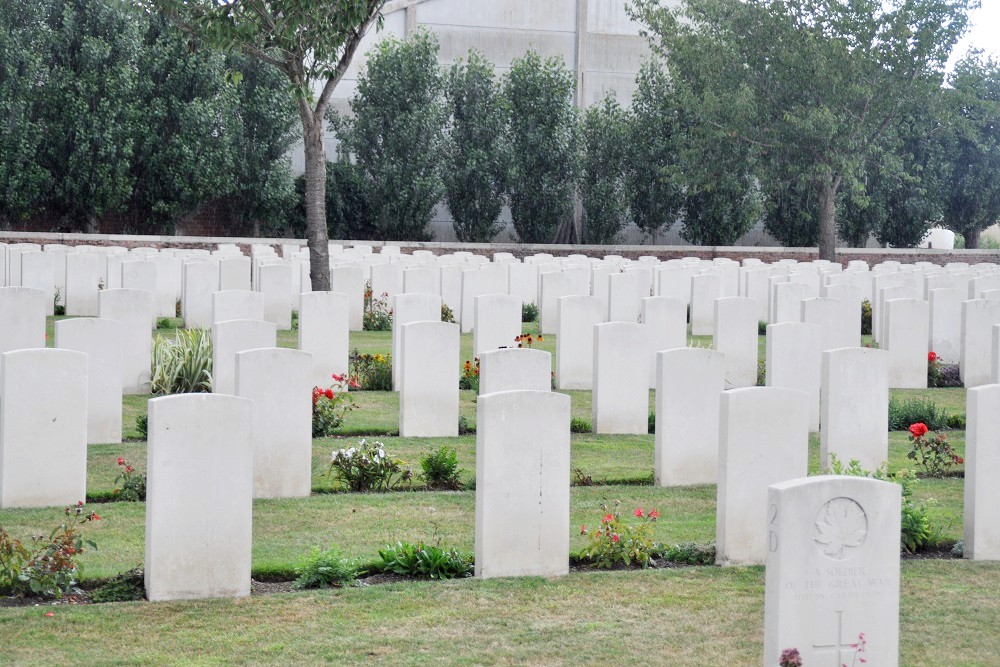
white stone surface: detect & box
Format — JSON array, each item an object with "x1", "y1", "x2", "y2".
[
  {"x1": 820, "y1": 348, "x2": 889, "y2": 471},
  {"x1": 391, "y1": 293, "x2": 442, "y2": 391},
  {"x1": 65, "y1": 252, "x2": 100, "y2": 316},
  {"x1": 403, "y1": 266, "x2": 438, "y2": 296},
  {"x1": 258, "y1": 263, "x2": 293, "y2": 330},
  {"x1": 539, "y1": 271, "x2": 576, "y2": 335},
  {"x1": 460, "y1": 267, "x2": 507, "y2": 334},
  {"x1": 716, "y1": 387, "x2": 809, "y2": 565},
  {"x1": 0, "y1": 349, "x2": 88, "y2": 508},
  {"x1": 182, "y1": 261, "x2": 220, "y2": 329},
  {"x1": 641, "y1": 296, "x2": 687, "y2": 388},
  {"x1": 508, "y1": 263, "x2": 539, "y2": 307},
  {"x1": 555, "y1": 295, "x2": 603, "y2": 390},
  {"x1": 690, "y1": 273, "x2": 721, "y2": 335},
  {"x1": 211, "y1": 319, "x2": 277, "y2": 396},
  {"x1": 655, "y1": 348, "x2": 724, "y2": 486},
  {"x1": 153, "y1": 255, "x2": 182, "y2": 318},
  {"x1": 331, "y1": 265, "x2": 365, "y2": 331},
  {"x1": 478, "y1": 348, "x2": 551, "y2": 395},
  {"x1": 20, "y1": 251, "x2": 55, "y2": 316},
  {"x1": 371, "y1": 262, "x2": 403, "y2": 302},
  {"x1": 772, "y1": 281, "x2": 807, "y2": 324},
  {"x1": 608, "y1": 271, "x2": 641, "y2": 322},
  {"x1": 475, "y1": 390, "x2": 570, "y2": 579},
  {"x1": 961, "y1": 299, "x2": 1000, "y2": 388},
  {"x1": 145, "y1": 393, "x2": 253, "y2": 601},
  {"x1": 883, "y1": 298, "x2": 929, "y2": 389},
  {"x1": 399, "y1": 321, "x2": 459, "y2": 437},
  {"x1": 55, "y1": 318, "x2": 123, "y2": 444},
  {"x1": 801, "y1": 297, "x2": 856, "y2": 351},
  {"x1": 212, "y1": 290, "x2": 265, "y2": 324},
  {"x1": 235, "y1": 348, "x2": 312, "y2": 498},
  {"x1": 766, "y1": 323, "x2": 822, "y2": 432},
  {"x1": 965, "y1": 384, "x2": 1000, "y2": 560},
  {"x1": 99, "y1": 288, "x2": 155, "y2": 394},
  {"x1": 0, "y1": 287, "x2": 46, "y2": 354},
  {"x1": 592, "y1": 322, "x2": 648, "y2": 434},
  {"x1": 764, "y1": 476, "x2": 901, "y2": 667},
  {"x1": 929, "y1": 287, "x2": 962, "y2": 362},
  {"x1": 474, "y1": 294, "x2": 522, "y2": 356},
  {"x1": 714, "y1": 297, "x2": 758, "y2": 389},
  {"x1": 219, "y1": 256, "x2": 251, "y2": 292},
  {"x1": 298, "y1": 291, "x2": 350, "y2": 387}
]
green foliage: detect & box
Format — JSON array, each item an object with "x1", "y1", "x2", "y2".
[
  {"x1": 347, "y1": 350, "x2": 392, "y2": 391},
  {"x1": 311, "y1": 385, "x2": 357, "y2": 438},
  {"x1": 581, "y1": 95, "x2": 631, "y2": 244},
  {"x1": 419, "y1": 446, "x2": 464, "y2": 491},
  {"x1": 906, "y1": 424, "x2": 963, "y2": 478},
  {"x1": 113, "y1": 458, "x2": 146, "y2": 502},
  {"x1": 887, "y1": 396, "x2": 949, "y2": 431},
  {"x1": 521, "y1": 302, "x2": 538, "y2": 323},
  {"x1": 580, "y1": 501, "x2": 660, "y2": 569},
  {"x1": 150, "y1": 329, "x2": 213, "y2": 395},
  {"x1": 504, "y1": 50, "x2": 580, "y2": 243},
  {"x1": 570, "y1": 417, "x2": 592, "y2": 434},
  {"x1": 289, "y1": 159, "x2": 375, "y2": 240},
  {"x1": 135, "y1": 414, "x2": 148, "y2": 440},
  {"x1": 342, "y1": 31, "x2": 447, "y2": 241},
  {"x1": 376, "y1": 541, "x2": 473, "y2": 580},
  {"x1": 363, "y1": 282, "x2": 393, "y2": 331},
  {"x1": 327, "y1": 440, "x2": 412, "y2": 493},
  {"x1": 457, "y1": 415, "x2": 476, "y2": 436},
  {"x1": 861, "y1": 300, "x2": 873, "y2": 335},
  {"x1": 292, "y1": 544, "x2": 357, "y2": 590},
  {"x1": 648, "y1": 411, "x2": 655, "y2": 435},
  {"x1": 89, "y1": 569, "x2": 145, "y2": 603},
  {"x1": 659, "y1": 541, "x2": 716, "y2": 566},
  {"x1": 0, "y1": 505, "x2": 99, "y2": 598},
  {"x1": 441, "y1": 302, "x2": 456, "y2": 324},
  {"x1": 443, "y1": 50, "x2": 510, "y2": 243}
]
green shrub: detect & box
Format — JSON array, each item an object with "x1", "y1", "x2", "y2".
[
  {"x1": 347, "y1": 350, "x2": 392, "y2": 391},
  {"x1": 946, "y1": 413, "x2": 966, "y2": 430},
  {"x1": 90, "y1": 570, "x2": 144, "y2": 603},
  {"x1": 659, "y1": 541, "x2": 716, "y2": 566},
  {"x1": 113, "y1": 458, "x2": 146, "y2": 502},
  {"x1": 648, "y1": 411, "x2": 655, "y2": 434},
  {"x1": 311, "y1": 385, "x2": 357, "y2": 437},
  {"x1": 887, "y1": 396, "x2": 949, "y2": 431},
  {"x1": 155, "y1": 317, "x2": 174, "y2": 329},
  {"x1": 458, "y1": 415, "x2": 476, "y2": 435},
  {"x1": 580, "y1": 501, "x2": 660, "y2": 569},
  {"x1": 758, "y1": 320, "x2": 768, "y2": 335},
  {"x1": 570, "y1": 417, "x2": 591, "y2": 433},
  {"x1": 861, "y1": 300, "x2": 872, "y2": 335},
  {"x1": 522, "y1": 302, "x2": 539, "y2": 323},
  {"x1": 135, "y1": 414, "x2": 148, "y2": 439},
  {"x1": 0, "y1": 506, "x2": 100, "y2": 598},
  {"x1": 376, "y1": 541, "x2": 473, "y2": 580},
  {"x1": 151, "y1": 329, "x2": 213, "y2": 394},
  {"x1": 420, "y1": 446, "x2": 463, "y2": 490},
  {"x1": 327, "y1": 439, "x2": 412, "y2": 492},
  {"x1": 292, "y1": 545, "x2": 357, "y2": 589},
  {"x1": 441, "y1": 302, "x2": 456, "y2": 324},
  {"x1": 906, "y1": 423, "x2": 963, "y2": 477}
]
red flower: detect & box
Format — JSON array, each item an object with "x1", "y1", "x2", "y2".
[
  {"x1": 611, "y1": 534, "x2": 620, "y2": 543},
  {"x1": 44, "y1": 612, "x2": 54, "y2": 618},
  {"x1": 634, "y1": 507, "x2": 644, "y2": 518},
  {"x1": 909, "y1": 422, "x2": 929, "y2": 438},
  {"x1": 76, "y1": 500, "x2": 83, "y2": 507},
  {"x1": 325, "y1": 389, "x2": 334, "y2": 400},
  {"x1": 580, "y1": 525, "x2": 587, "y2": 535},
  {"x1": 92, "y1": 513, "x2": 101, "y2": 521},
  {"x1": 125, "y1": 466, "x2": 133, "y2": 473},
  {"x1": 602, "y1": 513, "x2": 614, "y2": 524},
  {"x1": 954, "y1": 456, "x2": 965, "y2": 464},
  {"x1": 648, "y1": 509, "x2": 660, "y2": 520},
  {"x1": 349, "y1": 378, "x2": 361, "y2": 389},
  {"x1": 928, "y1": 351, "x2": 938, "y2": 363},
  {"x1": 116, "y1": 457, "x2": 125, "y2": 465},
  {"x1": 331, "y1": 373, "x2": 345, "y2": 383}
]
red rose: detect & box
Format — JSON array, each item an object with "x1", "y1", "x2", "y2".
[
  {"x1": 116, "y1": 457, "x2": 125, "y2": 465},
  {"x1": 648, "y1": 509, "x2": 660, "y2": 520},
  {"x1": 909, "y1": 423, "x2": 929, "y2": 438},
  {"x1": 580, "y1": 525, "x2": 587, "y2": 535},
  {"x1": 611, "y1": 534, "x2": 620, "y2": 543},
  {"x1": 634, "y1": 507, "x2": 644, "y2": 518},
  {"x1": 928, "y1": 351, "x2": 938, "y2": 363},
  {"x1": 602, "y1": 513, "x2": 614, "y2": 524}
]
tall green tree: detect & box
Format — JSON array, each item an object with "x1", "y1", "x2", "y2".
[
  {"x1": 631, "y1": 0, "x2": 974, "y2": 260},
  {"x1": 341, "y1": 31, "x2": 447, "y2": 241},
  {"x1": 581, "y1": 94, "x2": 630, "y2": 244},
  {"x1": 443, "y1": 50, "x2": 509, "y2": 243},
  {"x1": 939, "y1": 51, "x2": 1000, "y2": 249},
  {"x1": 504, "y1": 50, "x2": 580, "y2": 244},
  {"x1": 149, "y1": 0, "x2": 386, "y2": 290},
  {"x1": 624, "y1": 59, "x2": 684, "y2": 241}
]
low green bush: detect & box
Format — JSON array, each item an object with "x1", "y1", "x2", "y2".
[
  {"x1": 522, "y1": 302, "x2": 538, "y2": 323},
  {"x1": 420, "y1": 446, "x2": 463, "y2": 491},
  {"x1": 376, "y1": 541, "x2": 473, "y2": 580},
  {"x1": 570, "y1": 417, "x2": 592, "y2": 433},
  {"x1": 89, "y1": 570, "x2": 144, "y2": 603},
  {"x1": 659, "y1": 541, "x2": 716, "y2": 566},
  {"x1": 888, "y1": 397, "x2": 949, "y2": 431},
  {"x1": 292, "y1": 545, "x2": 357, "y2": 589}
]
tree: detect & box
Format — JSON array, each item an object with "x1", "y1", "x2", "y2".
[
  {"x1": 150, "y1": 0, "x2": 386, "y2": 291},
  {"x1": 631, "y1": 0, "x2": 974, "y2": 260},
  {"x1": 581, "y1": 94, "x2": 630, "y2": 244},
  {"x1": 443, "y1": 50, "x2": 509, "y2": 243},
  {"x1": 341, "y1": 31, "x2": 447, "y2": 241},
  {"x1": 624, "y1": 59, "x2": 684, "y2": 241},
  {"x1": 504, "y1": 50, "x2": 580, "y2": 244},
  {"x1": 939, "y1": 51, "x2": 1000, "y2": 249}
]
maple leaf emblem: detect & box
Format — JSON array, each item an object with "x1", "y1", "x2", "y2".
[{"x1": 814, "y1": 497, "x2": 868, "y2": 560}]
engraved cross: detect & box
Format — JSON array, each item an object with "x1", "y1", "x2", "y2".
[{"x1": 812, "y1": 610, "x2": 859, "y2": 667}]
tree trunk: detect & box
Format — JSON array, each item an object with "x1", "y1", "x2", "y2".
[
  {"x1": 817, "y1": 176, "x2": 841, "y2": 262},
  {"x1": 966, "y1": 228, "x2": 981, "y2": 249},
  {"x1": 302, "y1": 114, "x2": 331, "y2": 291}
]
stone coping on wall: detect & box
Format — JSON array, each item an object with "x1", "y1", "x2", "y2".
[{"x1": 1, "y1": 230, "x2": 998, "y2": 265}]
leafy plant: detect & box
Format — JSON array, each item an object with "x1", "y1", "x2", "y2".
[
  {"x1": 521, "y1": 302, "x2": 538, "y2": 323},
  {"x1": 420, "y1": 446, "x2": 463, "y2": 491},
  {"x1": 581, "y1": 94, "x2": 630, "y2": 244},
  {"x1": 570, "y1": 417, "x2": 591, "y2": 434},
  {"x1": 363, "y1": 281, "x2": 393, "y2": 331},
  {"x1": 156, "y1": 317, "x2": 174, "y2": 329},
  {"x1": 150, "y1": 329, "x2": 213, "y2": 394},
  {"x1": 90, "y1": 569, "x2": 145, "y2": 603},
  {"x1": 135, "y1": 414, "x2": 148, "y2": 439},
  {"x1": 459, "y1": 358, "x2": 480, "y2": 391},
  {"x1": 292, "y1": 544, "x2": 357, "y2": 590},
  {"x1": 441, "y1": 303, "x2": 456, "y2": 324},
  {"x1": 347, "y1": 350, "x2": 392, "y2": 391},
  {"x1": 580, "y1": 500, "x2": 660, "y2": 569},
  {"x1": 376, "y1": 541, "x2": 472, "y2": 580},
  {"x1": 888, "y1": 396, "x2": 949, "y2": 431},
  {"x1": 927, "y1": 351, "x2": 943, "y2": 387},
  {"x1": 327, "y1": 440, "x2": 412, "y2": 493},
  {"x1": 906, "y1": 422, "x2": 963, "y2": 477},
  {"x1": 312, "y1": 379, "x2": 357, "y2": 437},
  {"x1": 659, "y1": 541, "x2": 716, "y2": 566},
  {"x1": 648, "y1": 411, "x2": 655, "y2": 434},
  {"x1": 572, "y1": 468, "x2": 594, "y2": 486},
  {"x1": 457, "y1": 415, "x2": 476, "y2": 435},
  {"x1": 861, "y1": 300, "x2": 873, "y2": 335},
  {"x1": 53, "y1": 288, "x2": 65, "y2": 316},
  {"x1": 113, "y1": 458, "x2": 146, "y2": 502}
]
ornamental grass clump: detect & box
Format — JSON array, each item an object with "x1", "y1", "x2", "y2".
[
  {"x1": 150, "y1": 329, "x2": 212, "y2": 394},
  {"x1": 328, "y1": 439, "x2": 412, "y2": 492},
  {"x1": 580, "y1": 500, "x2": 660, "y2": 568}
]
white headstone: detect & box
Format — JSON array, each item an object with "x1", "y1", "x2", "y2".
[
  {"x1": 772, "y1": 281, "x2": 807, "y2": 325},
  {"x1": 219, "y1": 256, "x2": 251, "y2": 292},
  {"x1": 235, "y1": 348, "x2": 312, "y2": 498},
  {"x1": 716, "y1": 387, "x2": 809, "y2": 565},
  {"x1": 475, "y1": 390, "x2": 570, "y2": 579},
  {"x1": 0, "y1": 287, "x2": 45, "y2": 354},
  {"x1": 478, "y1": 348, "x2": 551, "y2": 395},
  {"x1": 212, "y1": 290, "x2": 265, "y2": 324},
  {"x1": 54, "y1": 318, "x2": 123, "y2": 444},
  {"x1": 399, "y1": 321, "x2": 459, "y2": 437},
  {"x1": 961, "y1": 299, "x2": 1000, "y2": 388},
  {"x1": 331, "y1": 265, "x2": 365, "y2": 331},
  {"x1": 608, "y1": 272, "x2": 641, "y2": 322},
  {"x1": 211, "y1": 319, "x2": 277, "y2": 396},
  {"x1": 655, "y1": 348, "x2": 724, "y2": 486},
  {"x1": 764, "y1": 476, "x2": 901, "y2": 667},
  {"x1": 820, "y1": 348, "x2": 889, "y2": 471},
  {"x1": 474, "y1": 294, "x2": 522, "y2": 356},
  {"x1": 258, "y1": 263, "x2": 293, "y2": 330},
  {"x1": 690, "y1": 273, "x2": 721, "y2": 335},
  {"x1": 714, "y1": 297, "x2": 759, "y2": 389},
  {"x1": 299, "y1": 291, "x2": 350, "y2": 387},
  {"x1": 883, "y1": 298, "x2": 929, "y2": 389},
  {"x1": 20, "y1": 251, "x2": 55, "y2": 316},
  {"x1": 555, "y1": 295, "x2": 603, "y2": 390},
  {"x1": 766, "y1": 323, "x2": 822, "y2": 432},
  {"x1": 64, "y1": 252, "x2": 100, "y2": 317},
  {"x1": 99, "y1": 288, "x2": 155, "y2": 394},
  {"x1": 592, "y1": 322, "x2": 648, "y2": 434},
  {"x1": 0, "y1": 349, "x2": 87, "y2": 508},
  {"x1": 965, "y1": 384, "x2": 1000, "y2": 560},
  {"x1": 182, "y1": 261, "x2": 220, "y2": 329},
  {"x1": 145, "y1": 394, "x2": 253, "y2": 601},
  {"x1": 391, "y1": 293, "x2": 441, "y2": 391}
]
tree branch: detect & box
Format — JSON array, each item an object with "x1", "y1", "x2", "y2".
[{"x1": 315, "y1": 0, "x2": 385, "y2": 114}]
